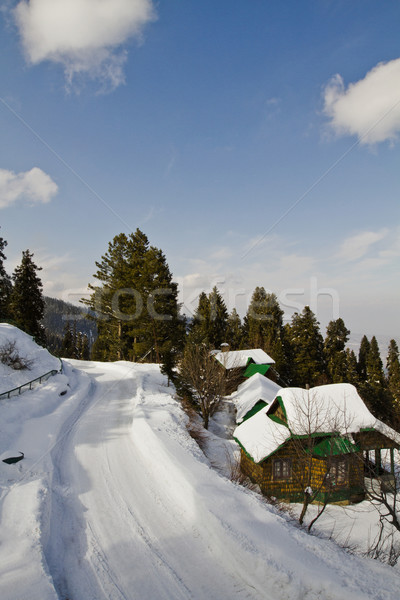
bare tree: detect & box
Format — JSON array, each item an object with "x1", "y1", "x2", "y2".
[
  {"x1": 0, "y1": 340, "x2": 33, "y2": 370},
  {"x1": 362, "y1": 448, "x2": 400, "y2": 564},
  {"x1": 178, "y1": 344, "x2": 227, "y2": 429}
]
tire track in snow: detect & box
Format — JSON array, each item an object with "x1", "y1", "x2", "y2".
[{"x1": 42, "y1": 370, "x2": 98, "y2": 600}]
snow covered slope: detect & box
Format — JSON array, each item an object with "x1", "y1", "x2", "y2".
[
  {"x1": 1, "y1": 347, "x2": 399, "y2": 598},
  {"x1": 0, "y1": 323, "x2": 60, "y2": 394}
]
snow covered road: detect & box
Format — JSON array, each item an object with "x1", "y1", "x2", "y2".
[{"x1": 1, "y1": 358, "x2": 400, "y2": 600}]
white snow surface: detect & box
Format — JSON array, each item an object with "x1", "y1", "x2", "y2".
[
  {"x1": 0, "y1": 331, "x2": 399, "y2": 599},
  {"x1": 0, "y1": 323, "x2": 60, "y2": 393},
  {"x1": 234, "y1": 383, "x2": 400, "y2": 463},
  {"x1": 214, "y1": 348, "x2": 275, "y2": 369},
  {"x1": 229, "y1": 373, "x2": 281, "y2": 423}
]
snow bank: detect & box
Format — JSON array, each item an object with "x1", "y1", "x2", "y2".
[{"x1": 0, "y1": 323, "x2": 60, "y2": 394}]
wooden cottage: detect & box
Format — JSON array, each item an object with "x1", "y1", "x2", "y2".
[{"x1": 234, "y1": 383, "x2": 400, "y2": 504}]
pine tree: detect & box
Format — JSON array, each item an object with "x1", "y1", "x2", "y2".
[
  {"x1": 360, "y1": 336, "x2": 393, "y2": 423},
  {"x1": 61, "y1": 321, "x2": 75, "y2": 358},
  {"x1": 187, "y1": 292, "x2": 211, "y2": 345},
  {"x1": 9, "y1": 250, "x2": 45, "y2": 344},
  {"x1": 245, "y1": 287, "x2": 269, "y2": 349},
  {"x1": 225, "y1": 308, "x2": 244, "y2": 350},
  {"x1": 245, "y1": 288, "x2": 290, "y2": 378},
  {"x1": 207, "y1": 286, "x2": 228, "y2": 348},
  {"x1": 83, "y1": 229, "x2": 184, "y2": 363},
  {"x1": 0, "y1": 231, "x2": 12, "y2": 320},
  {"x1": 357, "y1": 335, "x2": 370, "y2": 381},
  {"x1": 366, "y1": 336, "x2": 385, "y2": 387},
  {"x1": 187, "y1": 287, "x2": 228, "y2": 349},
  {"x1": 324, "y1": 318, "x2": 350, "y2": 383},
  {"x1": 345, "y1": 348, "x2": 359, "y2": 386},
  {"x1": 288, "y1": 306, "x2": 326, "y2": 387},
  {"x1": 386, "y1": 340, "x2": 400, "y2": 404},
  {"x1": 80, "y1": 333, "x2": 90, "y2": 360}
]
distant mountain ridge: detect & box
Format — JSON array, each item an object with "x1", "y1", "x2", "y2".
[{"x1": 43, "y1": 296, "x2": 97, "y2": 356}]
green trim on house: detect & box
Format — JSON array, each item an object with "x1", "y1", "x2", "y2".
[
  {"x1": 242, "y1": 400, "x2": 268, "y2": 422},
  {"x1": 243, "y1": 363, "x2": 271, "y2": 378},
  {"x1": 233, "y1": 437, "x2": 255, "y2": 462},
  {"x1": 281, "y1": 485, "x2": 365, "y2": 504}
]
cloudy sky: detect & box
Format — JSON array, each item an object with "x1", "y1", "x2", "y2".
[{"x1": 0, "y1": 0, "x2": 399, "y2": 340}]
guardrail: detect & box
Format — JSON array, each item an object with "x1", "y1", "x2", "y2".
[{"x1": 0, "y1": 358, "x2": 63, "y2": 401}]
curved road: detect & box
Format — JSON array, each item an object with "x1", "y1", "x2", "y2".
[{"x1": 43, "y1": 361, "x2": 399, "y2": 600}]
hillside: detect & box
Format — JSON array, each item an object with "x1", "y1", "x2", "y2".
[
  {"x1": 0, "y1": 325, "x2": 399, "y2": 599},
  {"x1": 0, "y1": 323, "x2": 61, "y2": 394},
  {"x1": 43, "y1": 296, "x2": 97, "y2": 356}
]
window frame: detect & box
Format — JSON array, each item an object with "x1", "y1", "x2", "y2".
[
  {"x1": 327, "y1": 457, "x2": 348, "y2": 486},
  {"x1": 273, "y1": 458, "x2": 292, "y2": 480}
]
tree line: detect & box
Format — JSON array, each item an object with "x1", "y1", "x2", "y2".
[
  {"x1": 1, "y1": 227, "x2": 399, "y2": 428},
  {"x1": 187, "y1": 285, "x2": 400, "y2": 428},
  {"x1": 0, "y1": 230, "x2": 46, "y2": 344}
]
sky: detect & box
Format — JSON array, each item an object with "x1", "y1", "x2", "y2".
[{"x1": 0, "y1": 0, "x2": 399, "y2": 343}]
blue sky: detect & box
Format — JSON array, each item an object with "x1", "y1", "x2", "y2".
[{"x1": 0, "y1": 0, "x2": 399, "y2": 341}]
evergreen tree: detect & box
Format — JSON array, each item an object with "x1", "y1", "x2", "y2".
[
  {"x1": 366, "y1": 336, "x2": 385, "y2": 386},
  {"x1": 160, "y1": 342, "x2": 176, "y2": 386},
  {"x1": 9, "y1": 250, "x2": 45, "y2": 344},
  {"x1": 288, "y1": 306, "x2": 326, "y2": 387},
  {"x1": 357, "y1": 335, "x2": 370, "y2": 381},
  {"x1": 324, "y1": 318, "x2": 350, "y2": 383},
  {"x1": 83, "y1": 229, "x2": 183, "y2": 363},
  {"x1": 360, "y1": 336, "x2": 393, "y2": 423},
  {"x1": 386, "y1": 339, "x2": 400, "y2": 404},
  {"x1": 187, "y1": 292, "x2": 211, "y2": 345},
  {"x1": 207, "y1": 286, "x2": 228, "y2": 348},
  {"x1": 245, "y1": 287, "x2": 269, "y2": 349},
  {"x1": 61, "y1": 321, "x2": 75, "y2": 358},
  {"x1": 80, "y1": 333, "x2": 90, "y2": 360},
  {"x1": 187, "y1": 287, "x2": 227, "y2": 349},
  {"x1": 245, "y1": 288, "x2": 289, "y2": 378},
  {"x1": 225, "y1": 308, "x2": 244, "y2": 350},
  {"x1": 0, "y1": 231, "x2": 12, "y2": 320},
  {"x1": 345, "y1": 348, "x2": 359, "y2": 386}
]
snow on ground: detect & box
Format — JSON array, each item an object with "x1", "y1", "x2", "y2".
[
  {"x1": 1, "y1": 329, "x2": 400, "y2": 599},
  {"x1": 0, "y1": 323, "x2": 61, "y2": 394}
]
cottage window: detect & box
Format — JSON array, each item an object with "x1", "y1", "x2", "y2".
[
  {"x1": 273, "y1": 458, "x2": 292, "y2": 480},
  {"x1": 328, "y1": 458, "x2": 347, "y2": 485}
]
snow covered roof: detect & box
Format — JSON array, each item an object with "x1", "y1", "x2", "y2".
[
  {"x1": 234, "y1": 383, "x2": 400, "y2": 464},
  {"x1": 234, "y1": 406, "x2": 290, "y2": 463},
  {"x1": 276, "y1": 383, "x2": 378, "y2": 437},
  {"x1": 229, "y1": 373, "x2": 281, "y2": 424},
  {"x1": 213, "y1": 348, "x2": 275, "y2": 370}
]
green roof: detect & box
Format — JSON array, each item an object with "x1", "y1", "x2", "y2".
[
  {"x1": 310, "y1": 436, "x2": 358, "y2": 457},
  {"x1": 243, "y1": 363, "x2": 271, "y2": 378}
]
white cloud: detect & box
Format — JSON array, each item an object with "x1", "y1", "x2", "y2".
[
  {"x1": 13, "y1": 0, "x2": 155, "y2": 90},
  {"x1": 323, "y1": 58, "x2": 400, "y2": 145},
  {"x1": 0, "y1": 167, "x2": 58, "y2": 208},
  {"x1": 336, "y1": 229, "x2": 389, "y2": 262}
]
